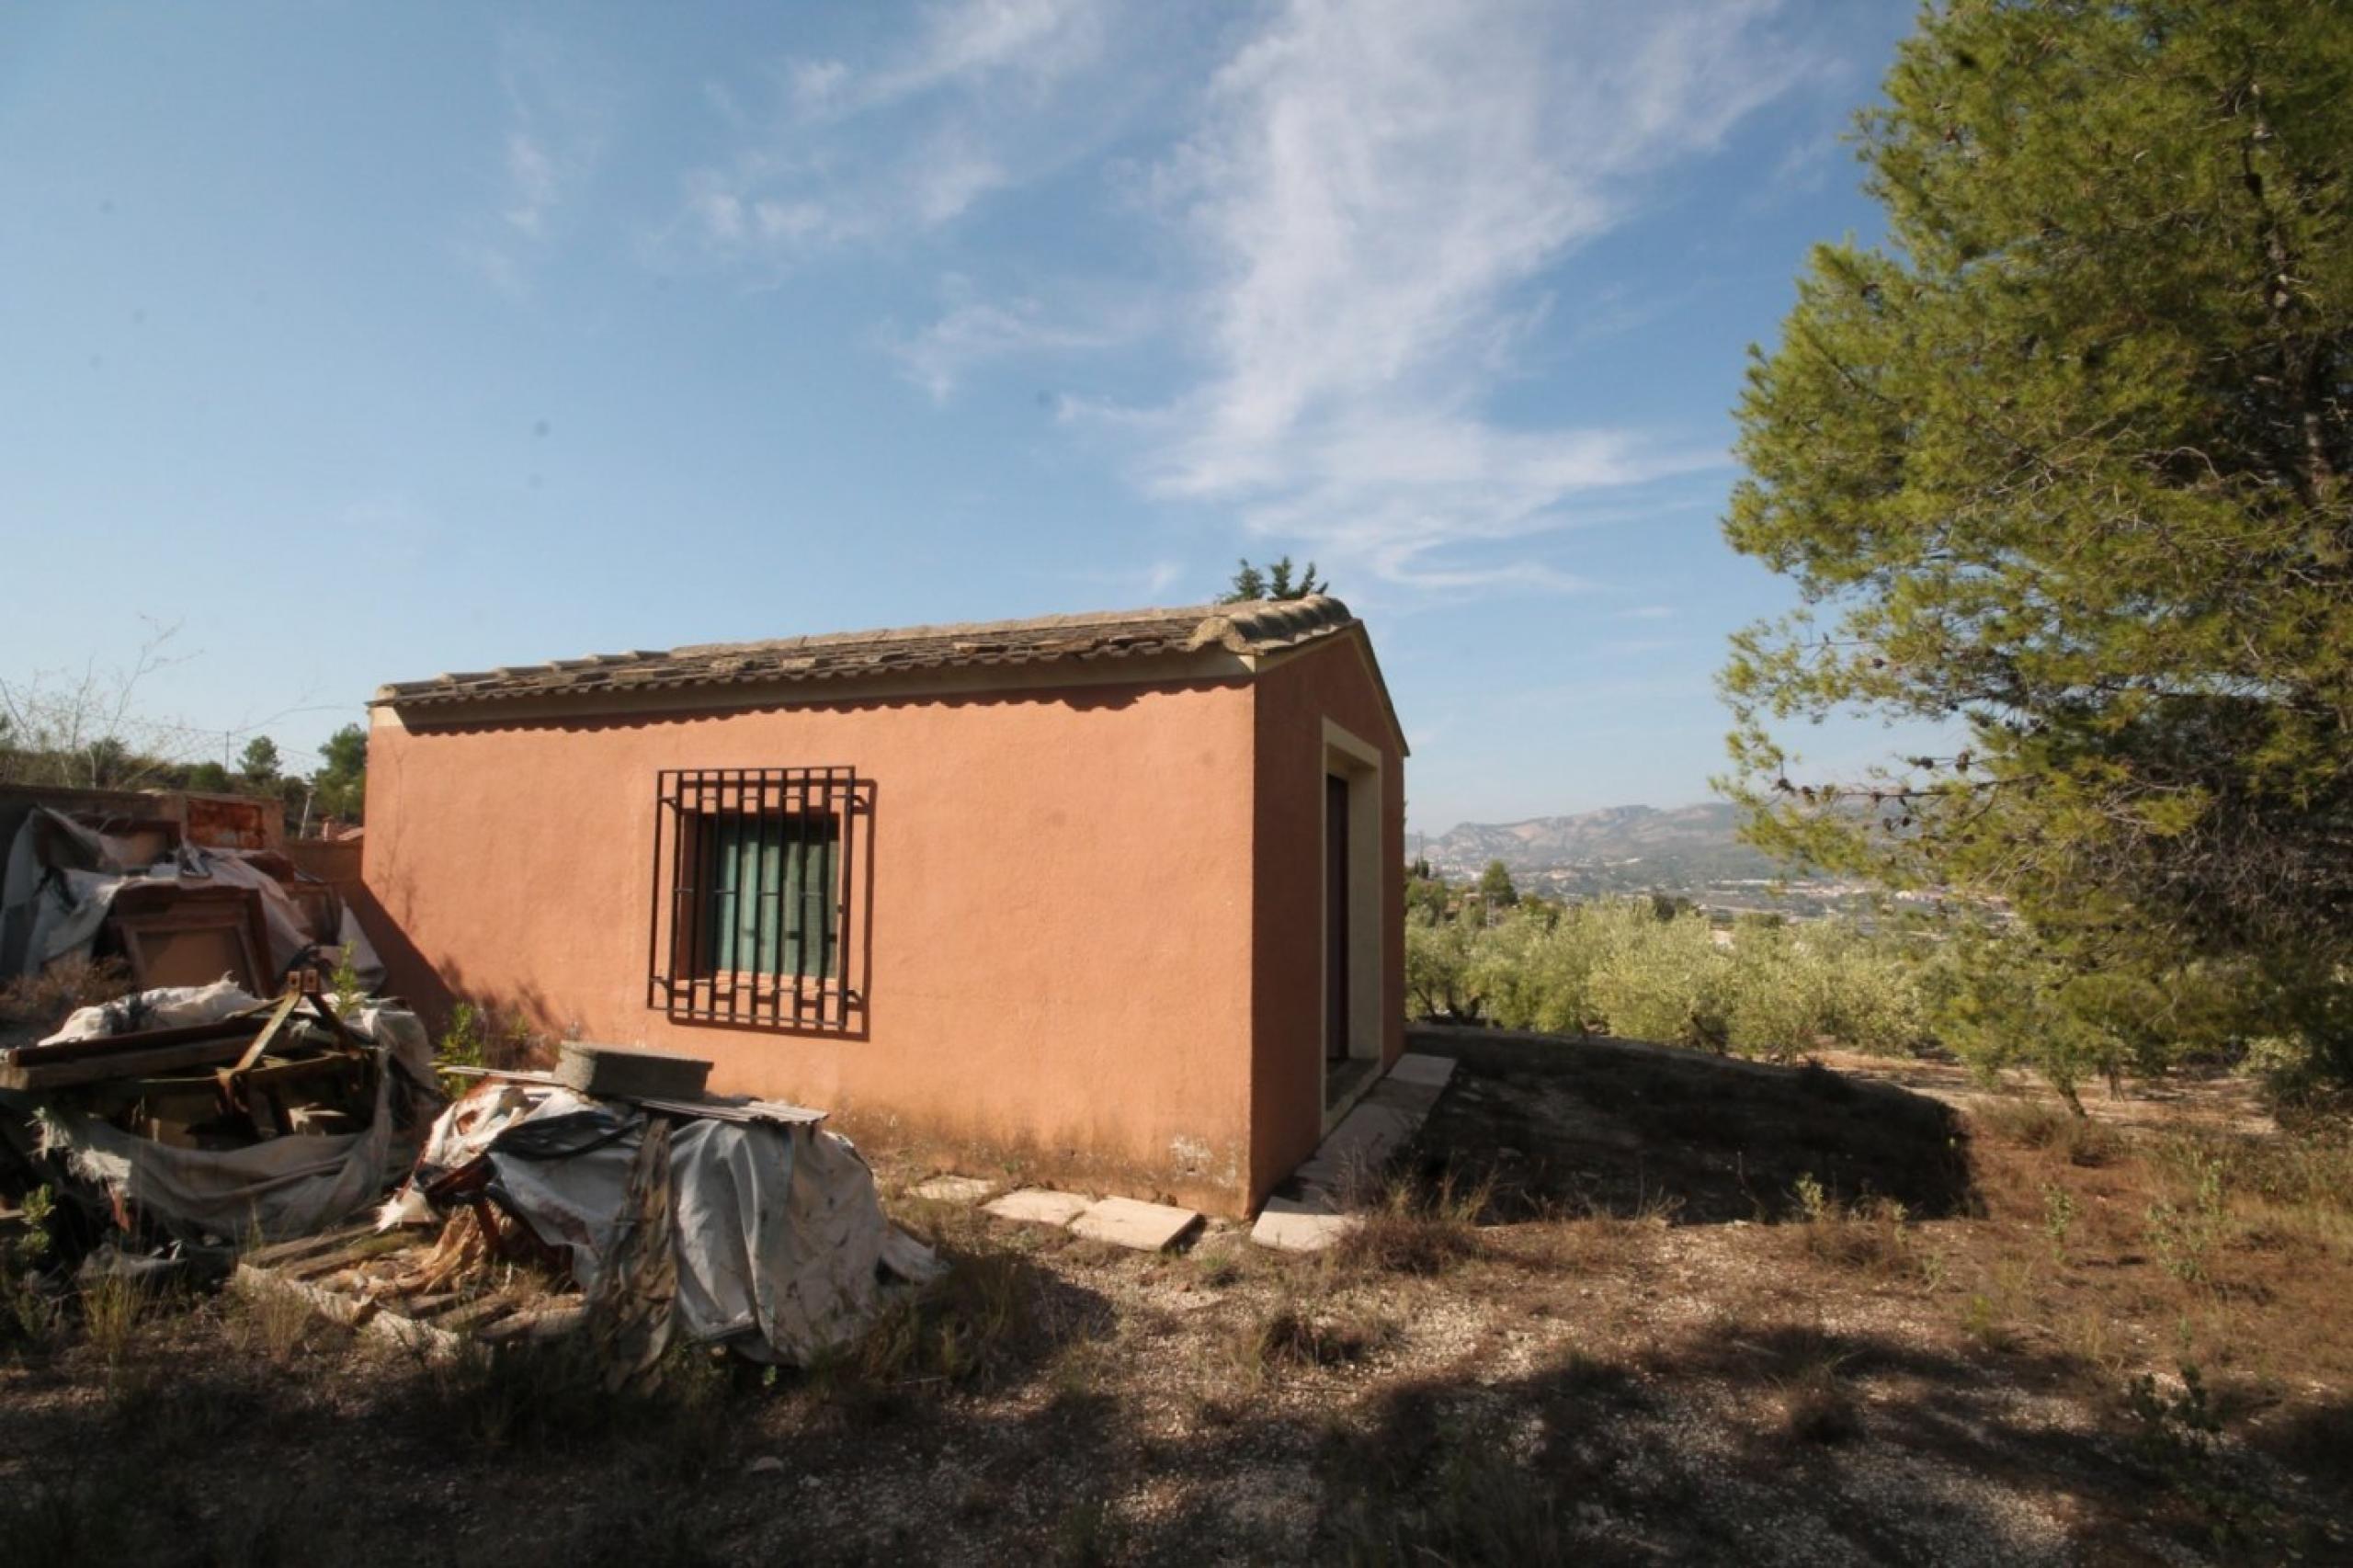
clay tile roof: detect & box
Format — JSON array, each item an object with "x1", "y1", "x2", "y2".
[{"x1": 373, "y1": 596, "x2": 1360, "y2": 710}]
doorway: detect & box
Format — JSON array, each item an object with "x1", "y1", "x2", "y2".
[
  {"x1": 1320, "y1": 722, "x2": 1382, "y2": 1123},
  {"x1": 1324, "y1": 772, "x2": 1350, "y2": 1068}
]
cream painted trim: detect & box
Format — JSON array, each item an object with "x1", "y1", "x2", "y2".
[{"x1": 377, "y1": 647, "x2": 1258, "y2": 730}]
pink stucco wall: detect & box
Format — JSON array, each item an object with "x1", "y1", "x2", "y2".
[
  {"x1": 1248, "y1": 641, "x2": 1409, "y2": 1195},
  {"x1": 363, "y1": 639, "x2": 1403, "y2": 1215}
]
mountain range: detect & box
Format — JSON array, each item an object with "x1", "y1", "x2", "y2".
[{"x1": 1420, "y1": 802, "x2": 1803, "y2": 886}]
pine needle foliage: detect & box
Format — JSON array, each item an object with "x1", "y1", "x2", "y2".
[{"x1": 1722, "y1": 0, "x2": 2353, "y2": 1085}]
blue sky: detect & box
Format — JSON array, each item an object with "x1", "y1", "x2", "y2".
[{"x1": 0, "y1": 0, "x2": 1933, "y2": 835}]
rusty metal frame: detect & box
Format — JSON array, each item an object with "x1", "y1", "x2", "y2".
[{"x1": 646, "y1": 767, "x2": 863, "y2": 1031}]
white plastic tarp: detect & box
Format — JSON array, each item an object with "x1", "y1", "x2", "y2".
[
  {"x1": 40, "y1": 977, "x2": 262, "y2": 1042},
  {"x1": 392, "y1": 1081, "x2": 937, "y2": 1364},
  {"x1": 9, "y1": 989, "x2": 441, "y2": 1244},
  {"x1": 29, "y1": 1063, "x2": 406, "y2": 1244}
]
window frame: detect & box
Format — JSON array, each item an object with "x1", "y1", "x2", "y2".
[{"x1": 647, "y1": 767, "x2": 862, "y2": 1031}]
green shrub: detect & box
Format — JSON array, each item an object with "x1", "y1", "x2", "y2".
[
  {"x1": 1587, "y1": 904, "x2": 1729, "y2": 1050},
  {"x1": 1405, "y1": 895, "x2": 1936, "y2": 1060}
]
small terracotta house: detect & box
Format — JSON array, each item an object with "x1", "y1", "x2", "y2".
[{"x1": 361, "y1": 597, "x2": 1405, "y2": 1216}]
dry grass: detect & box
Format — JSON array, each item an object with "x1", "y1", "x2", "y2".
[
  {"x1": 1778, "y1": 1357, "x2": 1863, "y2": 1445},
  {"x1": 227, "y1": 1276, "x2": 323, "y2": 1364},
  {"x1": 1246, "y1": 1294, "x2": 1395, "y2": 1369},
  {"x1": 0, "y1": 955, "x2": 130, "y2": 1036},
  {"x1": 1333, "y1": 1172, "x2": 1491, "y2": 1276},
  {"x1": 76, "y1": 1274, "x2": 149, "y2": 1367},
  {"x1": 5, "y1": 1033, "x2": 2349, "y2": 1566},
  {"x1": 1972, "y1": 1096, "x2": 2126, "y2": 1166}
]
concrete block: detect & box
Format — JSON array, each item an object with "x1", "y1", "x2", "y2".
[
  {"x1": 982, "y1": 1188, "x2": 1094, "y2": 1228},
  {"x1": 1387, "y1": 1052, "x2": 1458, "y2": 1089},
  {"x1": 554, "y1": 1042, "x2": 712, "y2": 1101},
  {"x1": 1251, "y1": 1197, "x2": 1359, "y2": 1252},
  {"x1": 1070, "y1": 1196, "x2": 1200, "y2": 1252},
  {"x1": 911, "y1": 1175, "x2": 995, "y2": 1205}
]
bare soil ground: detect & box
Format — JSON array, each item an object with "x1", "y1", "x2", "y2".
[{"x1": 4, "y1": 1026, "x2": 2348, "y2": 1566}]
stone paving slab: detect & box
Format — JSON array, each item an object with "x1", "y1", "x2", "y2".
[
  {"x1": 1249, "y1": 1196, "x2": 1359, "y2": 1253},
  {"x1": 1387, "y1": 1051, "x2": 1458, "y2": 1089},
  {"x1": 912, "y1": 1175, "x2": 995, "y2": 1205},
  {"x1": 1254, "y1": 1051, "x2": 1463, "y2": 1249},
  {"x1": 1070, "y1": 1195, "x2": 1201, "y2": 1252},
  {"x1": 982, "y1": 1188, "x2": 1094, "y2": 1227}
]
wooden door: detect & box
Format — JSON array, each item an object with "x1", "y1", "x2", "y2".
[{"x1": 1325, "y1": 773, "x2": 1350, "y2": 1062}]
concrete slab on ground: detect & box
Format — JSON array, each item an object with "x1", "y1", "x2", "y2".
[
  {"x1": 1249, "y1": 1196, "x2": 1359, "y2": 1253},
  {"x1": 982, "y1": 1188, "x2": 1093, "y2": 1227},
  {"x1": 912, "y1": 1175, "x2": 995, "y2": 1205},
  {"x1": 1070, "y1": 1195, "x2": 1201, "y2": 1251},
  {"x1": 1254, "y1": 1048, "x2": 1464, "y2": 1248},
  {"x1": 1387, "y1": 1052, "x2": 1457, "y2": 1089}
]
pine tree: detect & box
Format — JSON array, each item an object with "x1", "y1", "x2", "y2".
[
  {"x1": 1721, "y1": 0, "x2": 2353, "y2": 1081},
  {"x1": 1222, "y1": 556, "x2": 1326, "y2": 603},
  {"x1": 238, "y1": 735, "x2": 281, "y2": 785},
  {"x1": 313, "y1": 722, "x2": 368, "y2": 823}
]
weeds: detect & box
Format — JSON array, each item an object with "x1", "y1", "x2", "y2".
[
  {"x1": 422, "y1": 1334, "x2": 728, "y2": 1454},
  {"x1": 3, "y1": 1184, "x2": 61, "y2": 1345},
  {"x1": 1788, "y1": 1175, "x2": 1914, "y2": 1274},
  {"x1": 2125, "y1": 1363, "x2": 2292, "y2": 1556},
  {"x1": 1248, "y1": 1296, "x2": 1394, "y2": 1370},
  {"x1": 1960, "y1": 1292, "x2": 2012, "y2": 1351},
  {"x1": 2041, "y1": 1183, "x2": 2077, "y2": 1264},
  {"x1": 807, "y1": 1250, "x2": 1036, "y2": 1404},
  {"x1": 230, "y1": 1276, "x2": 321, "y2": 1363},
  {"x1": 2146, "y1": 1149, "x2": 2228, "y2": 1285},
  {"x1": 1974, "y1": 1097, "x2": 2122, "y2": 1166},
  {"x1": 1051, "y1": 1494, "x2": 1127, "y2": 1567},
  {"x1": 80, "y1": 1272, "x2": 148, "y2": 1365},
  {"x1": 1336, "y1": 1173, "x2": 1490, "y2": 1276},
  {"x1": 1779, "y1": 1357, "x2": 1863, "y2": 1444},
  {"x1": 328, "y1": 942, "x2": 365, "y2": 1018},
  {"x1": 1336, "y1": 1430, "x2": 1571, "y2": 1567},
  {"x1": 0, "y1": 955, "x2": 131, "y2": 1031},
  {"x1": 437, "y1": 1001, "x2": 488, "y2": 1087}
]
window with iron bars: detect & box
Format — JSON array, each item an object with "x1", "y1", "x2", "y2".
[{"x1": 647, "y1": 767, "x2": 860, "y2": 1030}]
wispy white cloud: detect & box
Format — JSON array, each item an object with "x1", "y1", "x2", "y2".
[
  {"x1": 1121, "y1": 0, "x2": 1807, "y2": 588},
  {"x1": 1618, "y1": 605, "x2": 1677, "y2": 620},
  {"x1": 658, "y1": 0, "x2": 1129, "y2": 271},
  {"x1": 884, "y1": 277, "x2": 1153, "y2": 400},
  {"x1": 664, "y1": 0, "x2": 1820, "y2": 596},
  {"x1": 462, "y1": 28, "x2": 619, "y2": 291}
]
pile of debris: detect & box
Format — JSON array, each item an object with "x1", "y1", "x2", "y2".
[
  {"x1": 1, "y1": 787, "x2": 380, "y2": 1001},
  {"x1": 230, "y1": 1043, "x2": 940, "y2": 1373},
  {"x1": 1, "y1": 979, "x2": 440, "y2": 1254}
]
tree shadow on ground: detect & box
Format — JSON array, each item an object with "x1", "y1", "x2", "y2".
[
  {"x1": 1040, "y1": 1312, "x2": 2336, "y2": 1565},
  {"x1": 1404, "y1": 1024, "x2": 1976, "y2": 1223},
  {"x1": 0, "y1": 1248, "x2": 1122, "y2": 1568}
]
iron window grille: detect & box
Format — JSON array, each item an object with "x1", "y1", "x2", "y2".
[{"x1": 647, "y1": 767, "x2": 863, "y2": 1030}]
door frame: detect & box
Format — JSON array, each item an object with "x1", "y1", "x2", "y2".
[{"x1": 1320, "y1": 719, "x2": 1383, "y2": 1130}]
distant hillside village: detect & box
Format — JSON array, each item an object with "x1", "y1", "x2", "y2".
[{"x1": 1415, "y1": 802, "x2": 2006, "y2": 923}]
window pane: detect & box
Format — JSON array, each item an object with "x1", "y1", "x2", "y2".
[{"x1": 700, "y1": 811, "x2": 836, "y2": 979}]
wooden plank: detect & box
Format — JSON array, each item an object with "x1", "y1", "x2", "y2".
[
  {"x1": 241, "y1": 1221, "x2": 377, "y2": 1270},
  {"x1": 222, "y1": 991, "x2": 302, "y2": 1079},
  {"x1": 474, "y1": 1304, "x2": 586, "y2": 1345},
  {"x1": 280, "y1": 1230, "x2": 412, "y2": 1281},
  {"x1": 429, "y1": 1285, "x2": 537, "y2": 1333},
  {"x1": 0, "y1": 1038, "x2": 270, "y2": 1091},
  {"x1": 3, "y1": 1015, "x2": 261, "y2": 1068}
]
